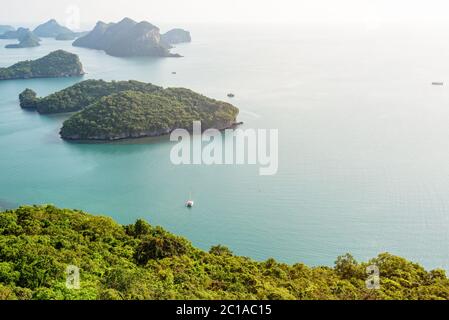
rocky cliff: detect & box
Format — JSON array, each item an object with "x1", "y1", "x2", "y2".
[{"x1": 73, "y1": 18, "x2": 187, "y2": 57}]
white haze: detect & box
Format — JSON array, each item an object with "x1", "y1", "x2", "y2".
[{"x1": 1, "y1": 0, "x2": 449, "y2": 29}]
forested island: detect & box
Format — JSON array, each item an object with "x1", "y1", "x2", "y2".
[
  {"x1": 0, "y1": 50, "x2": 84, "y2": 80},
  {"x1": 0, "y1": 205, "x2": 448, "y2": 300},
  {"x1": 20, "y1": 80, "x2": 162, "y2": 113},
  {"x1": 73, "y1": 18, "x2": 189, "y2": 57},
  {"x1": 19, "y1": 79, "x2": 238, "y2": 141},
  {"x1": 60, "y1": 88, "x2": 239, "y2": 140}
]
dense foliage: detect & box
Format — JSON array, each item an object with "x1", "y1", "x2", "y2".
[
  {"x1": 60, "y1": 88, "x2": 239, "y2": 140},
  {"x1": 26, "y1": 79, "x2": 162, "y2": 114},
  {"x1": 0, "y1": 205, "x2": 448, "y2": 300},
  {"x1": 0, "y1": 50, "x2": 84, "y2": 80},
  {"x1": 19, "y1": 89, "x2": 38, "y2": 109}
]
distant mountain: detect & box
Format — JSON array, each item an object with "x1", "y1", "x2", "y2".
[
  {"x1": 0, "y1": 50, "x2": 84, "y2": 80},
  {"x1": 5, "y1": 30, "x2": 40, "y2": 48},
  {"x1": 55, "y1": 33, "x2": 76, "y2": 41},
  {"x1": 33, "y1": 19, "x2": 74, "y2": 38},
  {"x1": 73, "y1": 18, "x2": 187, "y2": 57},
  {"x1": 0, "y1": 25, "x2": 15, "y2": 35},
  {"x1": 161, "y1": 28, "x2": 191, "y2": 45},
  {"x1": 0, "y1": 27, "x2": 30, "y2": 39}
]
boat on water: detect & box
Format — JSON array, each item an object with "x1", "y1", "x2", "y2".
[
  {"x1": 432, "y1": 82, "x2": 444, "y2": 86},
  {"x1": 186, "y1": 200, "x2": 194, "y2": 208},
  {"x1": 227, "y1": 93, "x2": 235, "y2": 98}
]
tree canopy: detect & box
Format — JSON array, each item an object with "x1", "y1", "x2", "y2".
[
  {"x1": 0, "y1": 50, "x2": 84, "y2": 80},
  {"x1": 0, "y1": 205, "x2": 448, "y2": 300},
  {"x1": 57, "y1": 86, "x2": 239, "y2": 140},
  {"x1": 25, "y1": 79, "x2": 162, "y2": 114}
]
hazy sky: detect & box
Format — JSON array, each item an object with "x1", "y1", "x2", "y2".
[{"x1": 1, "y1": 0, "x2": 448, "y2": 29}]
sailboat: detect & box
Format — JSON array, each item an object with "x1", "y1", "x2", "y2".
[{"x1": 186, "y1": 192, "x2": 194, "y2": 208}]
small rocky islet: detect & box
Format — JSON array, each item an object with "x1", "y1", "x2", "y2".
[{"x1": 33, "y1": 19, "x2": 75, "y2": 38}]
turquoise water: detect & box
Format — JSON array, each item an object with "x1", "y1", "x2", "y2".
[{"x1": 2, "y1": 23, "x2": 449, "y2": 269}]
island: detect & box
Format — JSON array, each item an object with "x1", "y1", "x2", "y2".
[
  {"x1": 0, "y1": 27, "x2": 31, "y2": 39},
  {"x1": 55, "y1": 33, "x2": 76, "y2": 41},
  {"x1": 0, "y1": 204, "x2": 448, "y2": 300},
  {"x1": 19, "y1": 78, "x2": 238, "y2": 140},
  {"x1": 5, "y1": 30, "x2": 40, "y2": 48},
  {"x1": 161, "y1": 28, "x2": 192, "y2": 45},
  {"x1": 19, "y1": 89, "x2": 38, "y2": 109},
  {"x1": 0, "y1": 25, "x2": 15, "y2": 35},
  {"x1": 0, "y1": 50, "x2": 84, "y2": 80},
  {"x1": 73, "y1": 17, "x2": 188, "y2": 57},
  {"x1": 33, "y1": 19, "x2": 74, "y2": 38},
  {"x1": 60, "y1": 87, "x2": 239, "y2": 140},
  {"x1": 19, "y1": 79, "x2": 162, "y2": 113}
]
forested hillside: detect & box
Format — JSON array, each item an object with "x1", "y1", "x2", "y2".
[{"x1": 0, "y1": 205, "x2": 448, "y2": 300}]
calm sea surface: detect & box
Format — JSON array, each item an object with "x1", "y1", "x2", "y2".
[{"x1": 2, "y1": 23, "x2": 449, "y2": 269}]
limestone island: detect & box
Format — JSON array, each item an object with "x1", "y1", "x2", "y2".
[
  {"x1": 0, "y1": 50, "x2": 84, "y2": 80},
  {"x1": 5, "y1": 30, "x2": 40, "y2": 48},
  {"x1": 0, "y1": 27, "x2": 31, "y2": 39},
  {"x1": 73, "y1": 17, "x2": 190, "y2": 57},
  {"x1": 0, "y1": 25, "x2": 15, "y2": 35},
  {"x1": 18, "y1": 79, "x2": 239, "y2": 141},
  {"x1": 161, "y1": 28, "x2": 192, "y2": 45},
  {"x1": 33, "y1": 19, "x2": 75, "y2": 38}
]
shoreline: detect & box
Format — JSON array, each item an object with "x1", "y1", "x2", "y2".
[{"x1": 60, "y1": 121, "x2": 244, "y2": 143}]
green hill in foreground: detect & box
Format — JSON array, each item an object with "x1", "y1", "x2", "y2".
[{"x1": 0, "y1": 205, "x2": 448, "y2": 300}]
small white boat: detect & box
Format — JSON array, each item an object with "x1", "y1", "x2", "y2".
[{"x1": 186, "y1": 200, "x2": 194, "y2": 208}]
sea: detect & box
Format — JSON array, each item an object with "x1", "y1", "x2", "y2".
[{"x1": 2, "y1": 22, "x2": 449, "y2": 270}]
